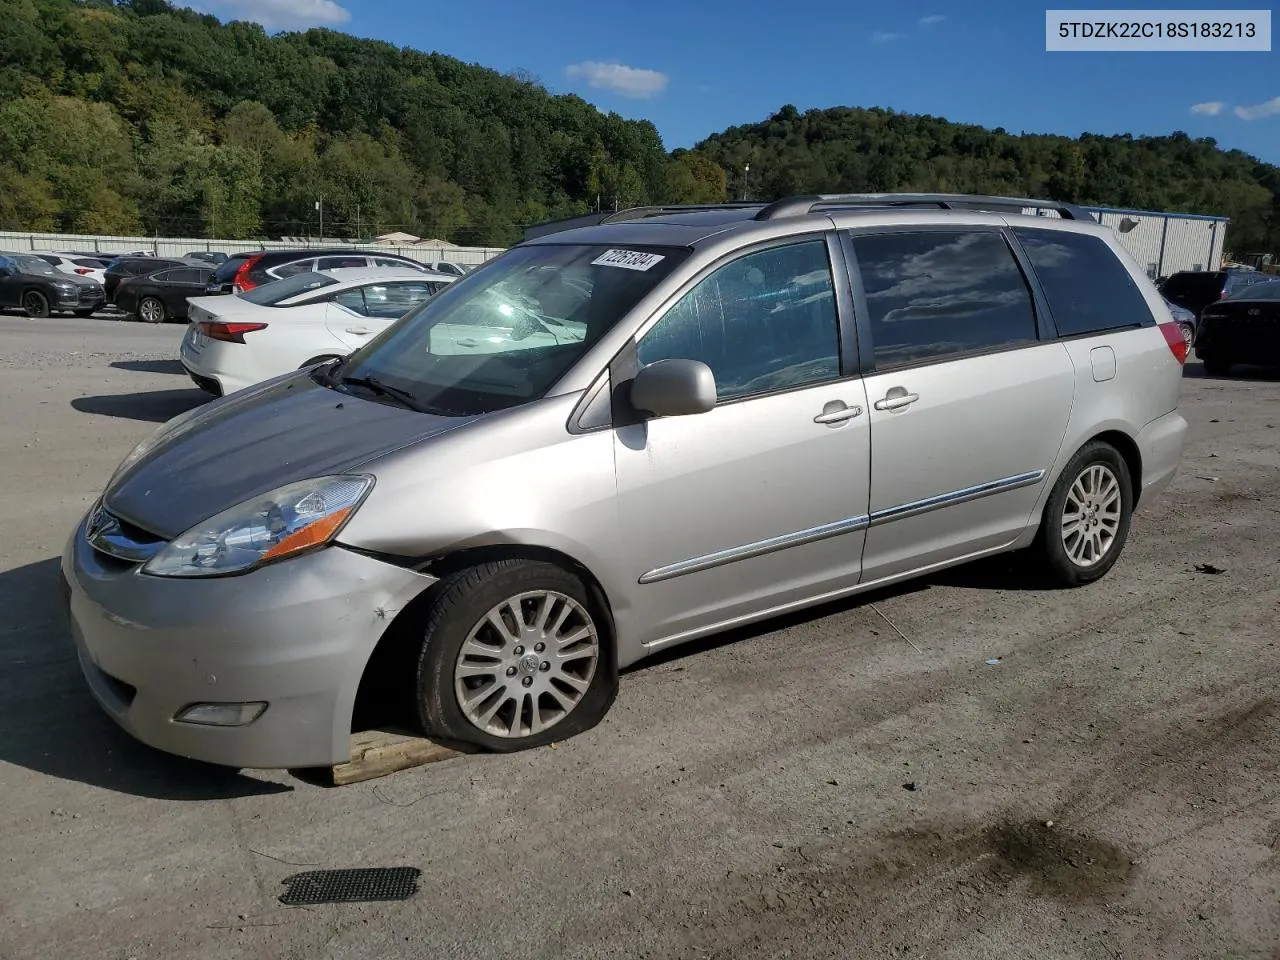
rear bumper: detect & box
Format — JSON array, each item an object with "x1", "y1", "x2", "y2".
[
  {"x1": 1136, "y1": 409, "x2": 1187, "y2": 505},
  {"x1": 179, "y1": 336, "x2": 256, "y2": 396},
  {"x1": 62, "y1": 511, "x2": 438, "y2": 769}
]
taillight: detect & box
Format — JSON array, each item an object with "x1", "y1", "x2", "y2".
[
  {"x1": 199, "y1": 321, "x2": 268, "y2": 344},
  {"x1": 75, "y1": 268, "x2": 93, "y2": 275},
  {"x1": 232, "y1": 255, "x2": 264, "y2": 292},
  {"x1": 1158, "y1": 321, "x2": 1189, "y2": 364}
]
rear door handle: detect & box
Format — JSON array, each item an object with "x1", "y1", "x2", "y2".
[
  {"x1": 874, "y1": 389, "x2": 919, "y2": 412},
  {"x1": 813, "y1": 401, "x2": 863, "y2": 425}
]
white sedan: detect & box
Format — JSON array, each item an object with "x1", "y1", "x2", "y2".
[
  {"x1": 179, "y1": 267, "x2": 455, "y2": 396},
  {"x1": 31, "y1": 251, "x2": 111, "y2": 286}
]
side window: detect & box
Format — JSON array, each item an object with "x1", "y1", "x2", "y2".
[
  {"x1": 318, "y1": 256, "x2": 368, "y2": 270},
  {"x1": 1014, "y1": 228, "x2": 1155, "y2": 337},
  {"x1": 333, "y1": 288, "x2": 368, "y2": 316},
  {"x1": 168, "y1": 269, "x2": 199, "y2": 283},
  {"x1": 852, "y1": 230, "x2": 1037, "y2": 368},
  {"x1": 360, "y1": 282, "x2": 436, "y2": 319},
  {"x1": 373, "y1": 256, "x2": 422, "y2": 270},
  {"x1": 150, "y1": 270, "x2": 175, "y2": 282},
  {"x1": 636, "y1": 240, "x2": 840, "y2": 402},
  {"x1": 273, "y1": 259, "x2": 315, "y2": 279}
]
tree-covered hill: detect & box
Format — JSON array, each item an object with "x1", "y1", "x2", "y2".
[
  {"x1": 0, "y1": 1, "x2": 1275, "y2": 252},
  {"x1": 697, "y1": 105, "x2": 1280, "y2": 253}
]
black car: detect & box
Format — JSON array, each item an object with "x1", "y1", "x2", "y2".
[
  {"x1": 115, "y1": 264, "x2": 217, "y2": 323},
  {"x1": 102, "y1": 256, "x2": 199, "y2": 302},
  {"x1": 0, "y1": 253, "x2": 104, "y2": 317},
  {"x1": 1158, "y1": 268, "x2": 1274, "y2": 318},
  {"x1": 1195, "y1": 278, "x2": 1280, "y2": 376},
  {"x1": 204, "y1": 248, "x2": 428, "y2": 295}
]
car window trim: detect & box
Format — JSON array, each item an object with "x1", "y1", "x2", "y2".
[
  {"x1": 618, "y1": 231, "x2": 854, "y2": 412},
  {"x1": 844, "y1": 224, "x2": 1048, "y2": 375}
]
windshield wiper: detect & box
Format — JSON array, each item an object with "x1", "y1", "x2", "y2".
[{"x1": 339, "y1": 375, "x2": 426, "y2": 411}]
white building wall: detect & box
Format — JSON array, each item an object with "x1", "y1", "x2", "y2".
[
  {"x1": 1094, "y1": 211, "x2": 1166, "y2": 279},
  {"x1": 1161, "y1": 218, "x2": 1220, "y2": 275}
]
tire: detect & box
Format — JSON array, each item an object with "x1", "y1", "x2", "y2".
[
  {"x1": 415, "y1": 559, "x2": 618, "y2": 752},
  {"x1": 22, "y1": 290, "x2": 50, "y2": 318},
  {"x1": 138, "y1": 296, "x2": 167, "y2": 324},
  {"x1": 1177, "y1": 321, "x2": 1195, "y2": 349},
  {"x1": 1032, "y1": 441, "x2": 1134, "y2": 588},
  {"x1": 1201, "y1": 354, "x2": 1232, "y2": 377}
]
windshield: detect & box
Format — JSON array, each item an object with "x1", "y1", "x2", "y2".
[
  {"x1": 1227, "y1": 278, "x2": 1280, "y2": 300},
  {"x1": 240, "y1": 272, "x2": 338, "y2": 305},
  {"x1": 16, "y1": 256, "x2": 58, "y2": 275},
  {"x1": 334, "y1": 243, "x2": 690, "y2": 415}
]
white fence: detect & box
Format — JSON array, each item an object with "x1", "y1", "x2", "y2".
[{"x1": 0, "y1": 231, "x2": 506, "y2": 267}]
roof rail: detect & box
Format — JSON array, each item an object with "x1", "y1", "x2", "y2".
[
  {"x1": 753, "y1": 193, "x2": 1098, "y2": 223},
  {"x1": 522, "y1": 203, "x2": 763, "y2": 241}
]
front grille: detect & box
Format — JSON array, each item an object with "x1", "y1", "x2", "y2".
[
  {"x1": 79, "y1": 286, "x2": 104, "y2": 304},
  {"x1": 86, "y1": 504, "x2": 168, "y2": 564},
  {"x1": 82, "y1": 655, "x2": 138, "y2": 710}
]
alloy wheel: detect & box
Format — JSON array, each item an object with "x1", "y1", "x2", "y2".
[
  {"x1": 1061, "y1": 463, "x2": 1122, "y2": 568},
  {"x1": 453, "y1": 590, "x2": 599, "y2": 739},
  {"x1": 139, "y1": 298, "x2": 163, "y2": 323}
]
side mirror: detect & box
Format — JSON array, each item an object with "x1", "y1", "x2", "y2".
[{"x1": 629, "y1": 359, "x2": 717, "y2": 418}]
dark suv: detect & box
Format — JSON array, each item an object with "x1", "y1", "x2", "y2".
[
  {"x1": 0, "y1": 253, "x2": 105, "y2": 317},
  {"x1": 1158, "y1": 268, "x2": 1274, "y2": 317},
  {"x1": 205, "y1": 249, "x2": 429, "y2": 295}
]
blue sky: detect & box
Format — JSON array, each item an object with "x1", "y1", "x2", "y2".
[{"x1": 190, "y1": 0, "x2": 1279, "y2": 162}]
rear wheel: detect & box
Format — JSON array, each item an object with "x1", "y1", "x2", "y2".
[
  {"x1": 1201, "y1": 354, "x2": 1232, "y2": 377},
  {"x1": 1176, "y1": 321, "x2": 1195, "y2": 349},
  {"x1": 1032, "y1": 441, "x2": 1133, "y2": 588},
  {"x1": 22, "y1": 290, "x2": 50, "y2": 318},
  {"x1": 415, "y1": 560, "x2": 618, "y2": 752},
  {"x1": 138, "y1": 297, "x2": 167, "y2": 324}
]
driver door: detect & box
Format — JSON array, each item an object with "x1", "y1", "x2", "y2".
[{"x1": 611, "y1": 237, "x2": 872, "y2": 650}]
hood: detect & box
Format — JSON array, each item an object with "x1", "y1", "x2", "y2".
[{"x1": 103, "y1": 371, "x2": 480, "y2": 539}]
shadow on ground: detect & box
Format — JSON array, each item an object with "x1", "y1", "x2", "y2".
[
  {"x1": 72, "y1": 389, "x2": 208, "y2": 423},
  {"x1": 0, "y1": 557, "x2": 291, "y2": 800},
  {"x1": 110, "y1": 359, "x2": 186, "y2": 375}
]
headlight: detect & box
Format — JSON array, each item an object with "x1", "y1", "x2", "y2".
[{"x1": 143, "y1": 475, "x2": 373, "y2": 578}]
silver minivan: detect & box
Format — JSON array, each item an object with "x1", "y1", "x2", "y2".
[{"x1": 63, "y1": 194, "x2": 1190, "y2": 769}]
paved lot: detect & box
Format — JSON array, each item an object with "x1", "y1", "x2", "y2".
[{"x1": 1, "y1": 313, "x2": 1278, "y2": 960}]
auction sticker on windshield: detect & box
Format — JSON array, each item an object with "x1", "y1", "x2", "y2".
[{"x1": 591, "y1": 249, "x2": 666, "y2": 271}]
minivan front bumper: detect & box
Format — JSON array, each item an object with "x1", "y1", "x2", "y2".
[{"x1": 62, "y1": 512, "x2": 437, "y2": 769}]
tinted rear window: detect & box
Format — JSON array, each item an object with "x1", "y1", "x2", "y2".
[
  {"x1": 212, "y1": 256, "x2": 253, "y2": 283},
  {"x1": 1014, "y1": 228, "x2": 1154, "y2": 336},
  {"x1": 1160, "y1": 272, "x2": 1223, "y2": 299}
]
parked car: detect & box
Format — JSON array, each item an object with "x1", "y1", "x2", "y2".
[
  {"x1": 103, "y1": 256, "x2": 199, "y2": 303},
  {"x1": 425, "y1": 260, "x2": 471, "y2": 277},
  {"x1": 0, "y1": 253, "x2": 105, "y2": 317},
  {"x1": 1158, "y1": 268, "x2": 1272, "y2": 317},
  {"x1": 32, "y1": 252, "x2": 111, "y2": 286},
  {"x1": 63, "y1": 193, "x2": 1189, "y2": 769},
  {"x1": 204, "y1": 249, "x2": 431, "y2": 295},
  {"x1": 181, "y1": 268, "x2": 455, "y2": 395},
  {"x1": 115, "y1": 263, "x2": 217, "y2": 324},
  {"x1": 1163, "y1": 297, "x2": 1197, "y2": 348},
  {"x1": 1195, "y1": 278, "x2": 1280, "y2": 376},
  {"x1": 185, "y1": 251, "x2": 229, "y2": 265}
]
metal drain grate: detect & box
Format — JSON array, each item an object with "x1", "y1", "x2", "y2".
[{"x1": 279, "y1": 867, "x2": 421, "y2": 906}]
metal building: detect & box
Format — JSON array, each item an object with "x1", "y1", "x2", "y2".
[{"x1": 1085, "y1": 206, "x2": 1229, "y2": 281}]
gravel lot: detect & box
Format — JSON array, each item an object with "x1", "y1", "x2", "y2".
[{"x1": 1, "y1": 313, "x2": 1278, "y2": 960}]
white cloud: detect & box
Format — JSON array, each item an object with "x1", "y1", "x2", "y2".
[
  {"x1": 564, "y1": 61, "x2": 669, "y2": 99},
  {"x1": 1234, "y1": 96, "x2": 1280, "y2": 120},
  {"x1": 919, "y1": 15, "x2": 946, "y2": 26},
  {"x1": 186, "y1": 0, "x2": 350, "y2": 30},
  {"x1": 1190, "y1": 101, "x2": 1224, "y2": 116},
  {"x1": 871, "y1": 30, "x2": 906, "y2": 42}
]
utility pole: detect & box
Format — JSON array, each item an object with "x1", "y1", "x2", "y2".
[
  {"x1": 315, "y1": 198, "x2": 324, "y2": 241},
  {"x1": 356, "y1": 203, "x2": 361, "y2": 241}
]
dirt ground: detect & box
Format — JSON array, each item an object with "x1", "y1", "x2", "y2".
[{"x1": 1, "y1": 313, "x2": 1277, "y2": 960}]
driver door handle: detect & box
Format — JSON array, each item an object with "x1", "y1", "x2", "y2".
[
  {"x1": 874, "y1": 389, "x2": 920, "y2": 412},
  {"x1": 813, "y1": 401, "x2": 863, "y2": 425},
  {"x1": 345, "y1": 326, "x2": 372, "y2": 335}
]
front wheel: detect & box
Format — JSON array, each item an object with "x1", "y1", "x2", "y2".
[
  {"x1": 415, "y1": 560, "x2": 618, "y2": 752},
  {"x1": 1032, "y1": 441, "x2": 1133, "y2": 588},
  {"x1": 23, "y1": 290, "x2": 50, "y2": 318},
  {"x1": 138, "y1": 296, "x2": 167, "y2": 324}
]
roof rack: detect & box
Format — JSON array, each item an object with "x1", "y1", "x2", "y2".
[
  {"x1": 753, "y1": 193, "x2": 1097, "y2": 223},
  {"x1": 522, "y1": 203, "x2": 763, "y2": 241}
]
